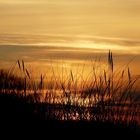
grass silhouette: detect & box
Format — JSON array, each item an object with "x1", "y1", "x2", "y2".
[{"x1": 0, "y1": 51, "x2": 140, "y2": 135}]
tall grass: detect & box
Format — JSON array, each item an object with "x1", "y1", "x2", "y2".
[{"x1": 0, "y1": 51, "x2": 140, "y2": 125}]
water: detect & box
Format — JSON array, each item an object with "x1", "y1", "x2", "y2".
[{"x1": 34, "y1": 104, "x2": 140, "y2": 124}]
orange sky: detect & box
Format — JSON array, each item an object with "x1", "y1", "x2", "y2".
[
  {"x1": 0, "y1": 0, "x2": 140, "y2": 41},
  {"x1": 0, "y1": 0, "x2": 140, "y2": 75}
]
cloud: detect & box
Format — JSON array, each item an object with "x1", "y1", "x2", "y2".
[{"x1": 0, "y1": 33, "x2": 140, "y2": 47}]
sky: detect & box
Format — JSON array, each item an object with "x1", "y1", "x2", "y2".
[
  {"x1": 0, "y1": 0, "x2": 140, "y2": 75},
  {"x1": 0, "y1": 0, "x2": 140, "y2": 42}
]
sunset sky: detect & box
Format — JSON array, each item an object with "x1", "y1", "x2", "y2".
[
  {"x1": 0, "y1": 0, "x2": 140, "y2": 75},
  {"x1": 0, "y1": 0, "x2": 140, "y2": 41}
]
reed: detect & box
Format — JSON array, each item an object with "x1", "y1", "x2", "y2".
[{"x1": 0, "y1": 51, "x2": 139, "y2": 125}]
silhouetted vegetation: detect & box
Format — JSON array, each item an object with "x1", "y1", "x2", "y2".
[{"x1": 0, "y1": 51, "x2": 140, "y2": 135}]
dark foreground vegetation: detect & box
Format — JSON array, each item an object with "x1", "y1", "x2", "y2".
[
  {"x1": 0, "y1": 93, "x2": 139, "y2": 138},
  {"x1": 0, "y1": 51, "x2": 139, "y2": 138}
]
